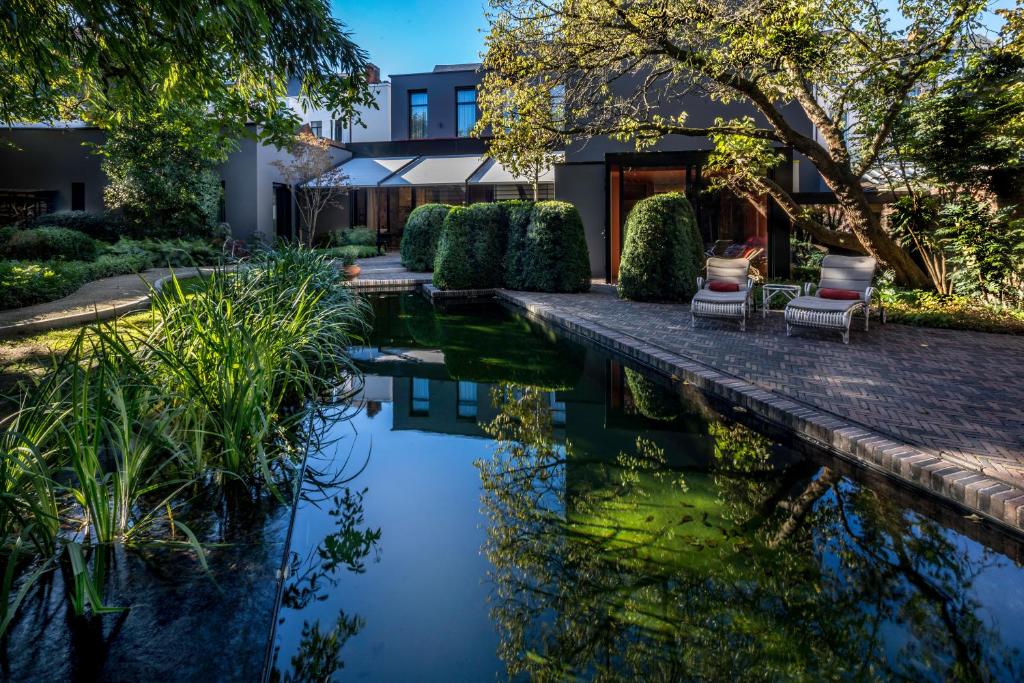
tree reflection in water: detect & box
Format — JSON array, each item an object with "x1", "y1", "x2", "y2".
[
  {"x1": 477, "y1": 382, "x2": 1022, "y2": 681},
  {"x1": 270, "y1": 484, "x2": 381, "y2": 682}
]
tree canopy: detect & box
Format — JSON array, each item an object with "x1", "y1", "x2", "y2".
[
  {"x1": 478, "y1": 0, "x2": 986, "y2": 286},
  {"x1": 0, "y1": 0, "x2": 375, "y2": 144}
]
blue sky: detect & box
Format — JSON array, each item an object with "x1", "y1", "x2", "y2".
[
  {"x1": 332, "y1": 0, "x2": 489, "y2": 77},
  {"x1": 331, "y1": 0, "x2": 1014, "y2": 78}
]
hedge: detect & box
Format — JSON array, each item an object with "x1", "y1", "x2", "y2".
[
  {"x1": 433, "y1": 203, "x2": 507, "y2": 290},
  {"x1": 400, "y1": 204, "x2": 451, "y2": 271},
  {"x1": 519, "y1": 201, "x2": 591, "y2": 293},
  {"x1": 2, "y1": 227, "x2": 98, "y2": 262},
  {"x1": 618, "y1": 192, "x2": 703, "y2": 302},
  {"x1": 335, "y1": 226, "x2": 377, "y2": 247},
  {"x1": 502, "y1": 200, "x2": 534, "y2": 290},
  {"x1": 29, "y1": 210, "x2": 123, "y2": 242},
  {"x1": 0, "y1": 254, "x2": 151, "y2": 310}
]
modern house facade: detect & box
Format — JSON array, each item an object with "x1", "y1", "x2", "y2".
[{"x1": 310, "y1": 63, "x2": 556, "y2": 247}]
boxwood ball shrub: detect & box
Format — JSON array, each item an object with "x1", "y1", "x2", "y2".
[
  {"x1": 433, "y1": 203, "x2": 508, "y2": 289},
  {"x1": 400, "y1": 204, "x2": 451, "y2": 271},
  {"x1": 618, "y1": 192, "x2": 702, "y2": 302},
  {"x1": 3, "y1": 226, "x2": 98, "y2": 262},
  {"x1": 519, "y1": 201, "x2": 591, "y2": 293},
  {"x1": 501, "y1": 200, "x2": 534, "y2": 290}
]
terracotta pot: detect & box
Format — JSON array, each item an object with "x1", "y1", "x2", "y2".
[{"x1": 344, "y1": 264, "x2": 361, "y2": 279}]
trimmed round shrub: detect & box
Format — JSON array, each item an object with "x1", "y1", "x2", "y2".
[
  {"x1": 520, "y1": 201, "x2": 591, "y2": 293},
  {"x1": 625, "y1": 367, "x2": 681, "y2": 421},
  {"x1": 618, "y1": 192, "x2": 702, "y2": 302},
  {"x1": 3, "y1": 226, "x2": 98, "y2": 262},
  {"x1": 433, "y1": 203, "x2": 508, "y2": 290},
  {"x1": 29, "y1": 210, "x2": 123, "y2": 242},
  {"x1": 400, "y1": 204, "x2": 451, "y2": 272},
  {"x1": 501, "y1": 200, "x2": 534, "y2": 290}
]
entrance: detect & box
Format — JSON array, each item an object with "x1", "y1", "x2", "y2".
[{"x1": 273, "y1": 183, "x2": 293, "y2": 240}]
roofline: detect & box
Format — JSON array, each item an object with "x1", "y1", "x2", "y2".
[{"x1": 388, "y1": 67, "x2": 481, "y2": 78}]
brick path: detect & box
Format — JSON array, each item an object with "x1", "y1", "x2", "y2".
[{"x1": 505, "y1": 285, "x2": 1024, "y2": 493}]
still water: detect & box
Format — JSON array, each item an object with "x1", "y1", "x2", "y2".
[{"x1": 269, "y1": 294, "x2": 1024, "y2": 681}]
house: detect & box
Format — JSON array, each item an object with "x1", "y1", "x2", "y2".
[{"x1": 306, "y1": 64, "x2": 556, "y2": 247}]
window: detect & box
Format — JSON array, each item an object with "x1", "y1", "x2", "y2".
[
  {"x1": 549, "y1": 392, "x2": 566, "y2": 426},
  {"x1": 71, "y1": 182, "x2": 85, "y2": 211},
  {"x1": 409, "y1": 91, "x2": 428, "y2": 139},
  {"x1": 456, "y1": 88, "x2": 477, "y2": 137},
  {"x1": 457, "y1": 382, "x2": 478, "y2": 419},
  {"x1": 333, "y1": 118, "x2": 346, "y2": 142},
  {"x1": 411, "y1": 377, "x2": 430, "y2": 416},
  {"x1": 309, "y1": 120, "x2": 322, "y2": 137}
]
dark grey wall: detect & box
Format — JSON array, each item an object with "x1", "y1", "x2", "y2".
[
  {"x1": 0, "y1": 127, "x2": 108, "y2": 212},
  {"x1": 217, "y1": 134, "x2": 259, "y2": 241},
  {"x1": 390, "y1": 68, "x2": 482, "y2": 141},
  {"x1": 554, "y1": 162, "x2": 606, "y2": 278}
]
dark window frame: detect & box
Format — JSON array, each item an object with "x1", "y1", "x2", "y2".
[
  {"x1": 455, "y1": 87, "x2": 478, "y2": 138},
  {"x1": 409, "y1": 90, "x2": 428, "y2": 139},
  {"x1": 309, "y1": 120, "x2": 322, "y2": 137}
]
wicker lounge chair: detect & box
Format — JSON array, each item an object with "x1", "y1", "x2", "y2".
[
  {"x1": 691, "y1": 257, "x2": 754, "y2": 331},
  {"x1": 784, "y1": 255, "x2": 877, "y2": 344}
]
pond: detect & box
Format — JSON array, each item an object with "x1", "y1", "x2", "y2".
[{"x1": 268, "y1": 294, "x2": 1024, "y2": 682}]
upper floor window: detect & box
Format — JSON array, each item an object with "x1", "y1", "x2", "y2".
[
  {"x1": 333, "y1": 118, "x2": 345, "y2": 142},
  {"x1": 309, "y1": 120, "x2": 322, "y2": 137},
  {"x1": 409, "y1": 91, "x2": 428, "y2": 139},
  {"x1": 456, "y1": 87, "x2": 477, "y2": 137}
]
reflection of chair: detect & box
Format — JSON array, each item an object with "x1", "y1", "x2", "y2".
[
  {"x1": 784, "y1": 255, "x2": 877, "y2": 344},
  {"x1": 704, "y1": 240, "x2": 733, "y2": 257},
  {"x1": 690, "y1": 257, "x2": 754, "y2": 331}
]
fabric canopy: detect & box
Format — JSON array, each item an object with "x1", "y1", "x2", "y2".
[
  {"x1": 309, "y1": 156, "x2": 416, "y2": 188},
  {"x1": 379, "y1": 155, "x2": 486, "y2": 187},
  {"x1": 466, "y1": 155, "x2": 559, "y2": 185},
  {"x1": 308, "y1": 154, "x2": 559, "y2": 189}
]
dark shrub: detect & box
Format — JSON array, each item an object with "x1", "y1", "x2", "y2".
[
  {"x1": 400, "y1": 204, "x2": 450, "y2": 271},
  {"x1": 617, "y1": 192, "x2": 702, "y2": 302},
  {"x1": 104, "y1": 237, "x2": 222, "y2": 267},
  {"x1": 0, "y1": 254, "x2": 149, "y2": 310},
  {"x1": 335, "y1": 226, "x2": 377, "y2": 247},
  {"x1": 501, "y1": 200, "x2": 534, "y2": 290},
  {"x1": 625, "y1": 368, "x2": 681, "y2": 421},
  {"x1": 29, "y1": 210, "x2": 122, "y2": 242},
  {"x1": 0, "y1": 226, "x2": 17, "y2": 249},
  {"x1": 520, "y1": 201, "x2": 591, "y2": 293},
  {"x1": 433, "y1": 203, "x2": 508, "y2": 290},
  {"x1": 3, "y1": 227, "x2": 98, "y2": 262}
]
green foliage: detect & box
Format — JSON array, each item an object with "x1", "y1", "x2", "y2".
[
  {"x1": 400, "y1": 204, "x2": 450, "y2": 271},
  {"x1": 0, "y1": 255, "x2": 151, "y2": 309},
  {"x1": 104, "y1": 237, "x2": 222, "y2": 268},
  {"x1": 433, "y1": 203, "x2": 508, "y2": 290},
  {"x1": 519, "y1": 201, "x2": 591, "y2": 293},
  {"x1": 28, "y1": 211, "x2": 122, "y2": 242},
  {"x1": 333, "y1": 226, "x2": 377, "y2": 247},
  {"x1": 0, "y1": 246, "x2": 370, "y2": 632},
  {"x1": 936, "y1": 200, "x2": 1024, "y2": 307},
  {"x1": 100, "y1": 106, "x2": 225, "y2": 239},
  {"x1": 618, "y1": 193, "x2": 702, "y2": 302},
  {"x1": 502, "y1": 200, "x2": 535, "y2": 290},
  {"x1": 2, "y1": 227, "x2": 97, "y2": 262},
  {"x1": 879, "y1": 287, "x2": 1024, "y2": 335},
  {"x1": 319, "y1": 245, "x2": 378, "y2": 260},
  {"x1": 0, "y1": 0, "x2": 373, "y2": 149},
  {"x1": 624, "y1": 368, "x2": 681, "y2": 421},
  {"x1": 899, "y1": 51, "x2": 1024, "y2": 212}
]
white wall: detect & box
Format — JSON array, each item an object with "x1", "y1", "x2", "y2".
[{"x1": 287, "y1": 83, "x2": 391, "y2": 144}]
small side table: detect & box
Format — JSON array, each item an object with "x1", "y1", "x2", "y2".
[{"x1": 761, "y1": 283, "x2": 801, "y2": 318}]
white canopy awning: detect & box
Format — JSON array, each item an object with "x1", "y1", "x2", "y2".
[
  {"x1": 466, "y1": 155, "x2": 559, "y2": 185},
  {"x1": 379, "y1": 154, "x2": 487, "y2": 187},
  {"x1": 311, "y1": 156, "x2": 417, "y2": 188}
]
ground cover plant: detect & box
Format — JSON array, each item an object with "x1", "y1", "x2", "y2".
[{"x1": 0, "y1": 245, "x2": 369, "y2": 635}]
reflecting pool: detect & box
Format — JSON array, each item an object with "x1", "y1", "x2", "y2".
[{"x1": 269, "y1": 294, "x2": 1024, "y2": 682}]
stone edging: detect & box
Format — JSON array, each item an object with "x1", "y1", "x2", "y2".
[
  {"x1": 495, "y1": 289, "x2": 1024, "y2": 534},
  {"x1": 342, "y1": 276, "x2": 431, "y2": 294},
  {"x1": 421, "y1": 283, "x2": 497, "y2": 301}
]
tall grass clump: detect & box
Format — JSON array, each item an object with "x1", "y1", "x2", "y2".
[{"x1": 0, "y1": 244, "x2": 369, "y2": 635}]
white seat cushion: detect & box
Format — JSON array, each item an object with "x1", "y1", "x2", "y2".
[
  {"x1": 693, "y1": 289, "x2": 748, "y2": 304},
  {"x1": 786, "y1": 295, "x2": 863, "y2": 312}
]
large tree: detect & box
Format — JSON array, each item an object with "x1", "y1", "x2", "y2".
[
  {"x1": 478, "y1": 0, "x2": 986, "y2": 286},
  {"x1": 0, "y1": 0, "x2": 375, "y2": 144}
]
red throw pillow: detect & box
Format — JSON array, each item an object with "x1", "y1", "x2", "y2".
[
  {"x1": 708, "y1": 280, "x2": 740, "y2": 292},
  {"x1": 818, "y1": 288, "x2": 861, "y2": 300}
]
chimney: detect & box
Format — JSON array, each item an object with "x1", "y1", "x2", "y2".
[{"x1": 366, "y1": 63, "x2": 381, "y2": 84}]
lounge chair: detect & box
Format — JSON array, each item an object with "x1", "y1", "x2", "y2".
[
  {"x1": 784, "y1": 255, "x2": 877, "y2": 344},
  {"x1": 691, "y1": 257, "x2": 754, "y2": 331}
]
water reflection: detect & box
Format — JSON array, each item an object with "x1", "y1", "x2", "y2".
[{"x1": 477, "y1": 380, "x2": 1024, "y2": 681}]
